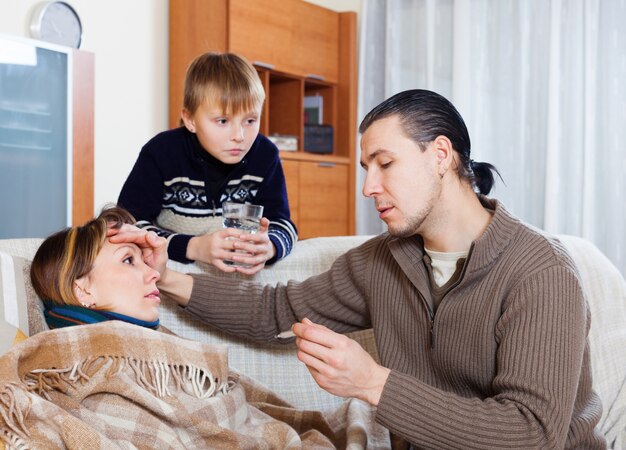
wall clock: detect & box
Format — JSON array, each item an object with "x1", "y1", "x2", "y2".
[{"x1": 29, "y1": 1, "x2": 83, "y2": 49}]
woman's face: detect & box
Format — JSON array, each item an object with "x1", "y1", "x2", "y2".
[{"x1": 77, "y1": 239, "x2": 161, "y2": 322}]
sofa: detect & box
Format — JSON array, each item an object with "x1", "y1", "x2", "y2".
[{"x1": 1, "y1": 234, "x2": 625, "y2": 448}]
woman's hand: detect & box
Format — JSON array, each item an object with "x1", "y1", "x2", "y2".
[{"x1": 108, "y1": 224, "x2": 193, "y2": 307}]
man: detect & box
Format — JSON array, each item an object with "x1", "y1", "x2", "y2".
[{"x1": 112, "y1": 90, "x2": 605, "y2": 449}]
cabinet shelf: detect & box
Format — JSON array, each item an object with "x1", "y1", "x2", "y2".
[
  {"x1": 0, "y1": 142, "x2": 51, "y2": 151},
  {"x1": 0, "y1": 124, "x2": 52, "y2": 133},
  {"x1": 0, "y1": 105, "x2": 51, "y2": 116},
  {"x1": 279, "y1": 151, "x2": 349, "y2": 165}
]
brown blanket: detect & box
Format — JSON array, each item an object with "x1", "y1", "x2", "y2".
[{"x1": 0, "y1": 321, "x2": 390, "y2": 449}]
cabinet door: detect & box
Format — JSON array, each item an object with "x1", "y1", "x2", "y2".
[
  {"x1": 298, "y1": 161, "x2": 348, "y2": 239},
  {"x1": 228, "y1": 0, "x2": 338, "y2": 82},
  {"x1": 292, "y1": 2, "x2": 339, "y2": 82},
  {"x1": 228, "y1": 0, "x2": 297, "y2": 74},
  {"x1": 280, "y1": 159, "x2": 300, "y2": 228}
]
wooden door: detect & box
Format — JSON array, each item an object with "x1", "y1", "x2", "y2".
[
  {"x1": 297, "y1": 161, "x2": 348, "y2": 239},
  {"x1": 292, "y1": 1, "x2": 339, "y2": 82},
  {"x1": 228, "y1": 0, "x2": 297, "y2": 74},
  {"x1": 280, "y1": 159, "x2": 300, "y2": 228}
]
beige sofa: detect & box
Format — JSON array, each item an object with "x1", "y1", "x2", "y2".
[{"x1": 1, "y1": 234, "x2": 625, "y2": 448}]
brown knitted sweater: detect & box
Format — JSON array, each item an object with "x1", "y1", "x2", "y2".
[{"x1": 185, "y1": 198, "x2": 606, "y2": 449}]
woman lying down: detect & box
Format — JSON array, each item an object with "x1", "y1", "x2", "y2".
[{"x1": 0, "y1": 207, "x2": 390, "y2": 449}]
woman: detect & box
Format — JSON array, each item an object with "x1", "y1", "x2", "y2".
[
  {"x1": 30, "y1": 206, "x2": 162, "y2": 330},
  {"x1": 11, "y1": 207, "x2": 388, "y2": 449}
]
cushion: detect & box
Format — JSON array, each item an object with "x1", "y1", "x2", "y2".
[
  {"x1": 0, "y1": 251, "x2": 48, "y2": 337},
  {"x1": 0, "y1": 251, "x2": 30, "y2": 335},
  {"x1": 0, "y1": 238, "x2": 43, "y2": 260}
]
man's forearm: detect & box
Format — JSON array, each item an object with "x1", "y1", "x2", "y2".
[{"x1": 158, "y1": 268, "x2": 194, "y2": 307}]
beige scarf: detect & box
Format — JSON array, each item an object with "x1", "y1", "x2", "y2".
[{"x1": 0, "y1": 321, "x2": 390, "y2": 449}]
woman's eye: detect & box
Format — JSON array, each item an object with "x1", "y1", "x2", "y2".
[{"x1": 380, "y1": 161, "x2": 392, "y2": 169}]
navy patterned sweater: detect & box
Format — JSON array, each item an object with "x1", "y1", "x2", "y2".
[{"x1": 118, "y1": 127, "x2": 297, "y2": 264}]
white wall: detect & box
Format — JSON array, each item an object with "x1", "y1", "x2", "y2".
[{"x1": 0, "y1": 0, "x2": 359, "y2": 214}]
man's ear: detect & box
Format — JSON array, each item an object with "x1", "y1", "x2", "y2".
[
  {"x1": 181, "y1": 109, "x2": 196, "y2": 133},
  {"x1": 433, "y1": 135, "x2": 454, "y2": 176}
]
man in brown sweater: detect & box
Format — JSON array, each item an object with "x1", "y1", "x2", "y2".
[{"x1": 112, "y1": 90, "x2": 606, "y2": 449}]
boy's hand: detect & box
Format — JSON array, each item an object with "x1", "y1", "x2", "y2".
[
  {"x1": 231, "y1": 217, "x2": 276, "y2": 275},
  {"x1": 187, "y1": 228, "x2": 241, "y2": 273},
  {"x1": 188, "y1": 218, "x2": 275, "y2": 274}
]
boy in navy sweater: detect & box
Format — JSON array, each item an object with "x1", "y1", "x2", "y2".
[{"x1": 118, "y1": 52, "x2": 297, "y2": 274}]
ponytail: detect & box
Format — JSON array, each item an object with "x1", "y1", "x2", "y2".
[{"x1": 469, "y1": 160, "x2": 503, "y2": 196}]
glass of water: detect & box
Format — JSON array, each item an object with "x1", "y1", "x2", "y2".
[{"x1": 222, "y1": 201, "x2": 264, "y2": 267}]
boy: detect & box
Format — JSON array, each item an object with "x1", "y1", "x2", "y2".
[{"x1": 118, "y1": 52, "x2": 297, "y2": 274}]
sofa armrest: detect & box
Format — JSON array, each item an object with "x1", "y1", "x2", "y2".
[{"x1": 558, "y1": 235, "x2": 626, "y2": 446}]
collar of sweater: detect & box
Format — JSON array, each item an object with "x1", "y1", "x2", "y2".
[{"x1": 388, "y1": 196, "x2": 521, "y2": 275}]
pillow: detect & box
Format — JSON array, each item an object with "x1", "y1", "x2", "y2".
[
  {"x1": 0, "y1": 251, "x2": 48, "y2": 337},
  {"x1": 0, "y1": 319, "x2": 27, "y2": 355}
]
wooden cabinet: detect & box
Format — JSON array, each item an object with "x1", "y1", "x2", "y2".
[
  {"x1": 170, "y1": 0, "x2": 357, "y2": 238},
  {"x1": 0, "y1": 37, "x2": 93, "y2": 239},
  {"x1": 72, "y1": 50, "x2": 95, "y2": 226}
]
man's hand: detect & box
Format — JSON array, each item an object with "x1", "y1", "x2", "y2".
[
  {"x1": 291, "y1": 318, "x2": 391, "y2": 405},
  {"x1": 108, "y1": 224, "x2": 168, "y2": 275}
]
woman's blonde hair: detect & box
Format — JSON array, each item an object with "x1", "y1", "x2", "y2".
[
  {"x1": 182, "y1": 52, "x2": 265, "y2": 118},
  {"x1": 30, "y1": 206, "x2": 136, "y2": 306}
]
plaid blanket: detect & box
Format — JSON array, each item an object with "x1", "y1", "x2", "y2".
[{"x1": 0, "y1": 321, "x2": 390, "y2": 449}]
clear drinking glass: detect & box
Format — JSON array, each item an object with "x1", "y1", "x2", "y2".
[{"x1": 222, "y1": 201, "x2": 264, "y2": 267}]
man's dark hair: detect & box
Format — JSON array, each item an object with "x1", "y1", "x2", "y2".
[{"x1": 359, "y1": 89, "x2": 502, "y2": 195}]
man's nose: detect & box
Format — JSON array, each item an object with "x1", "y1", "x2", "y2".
[{"x1": 362, "y1": 170, "x2": 380, "y2": 198}]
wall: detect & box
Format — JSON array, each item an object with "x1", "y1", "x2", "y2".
[
  {"x1": 0, "y1": 0, "x2": 359, "y2": 215},
  {"x1": 0, "y1": 0, "x2": 168, "y2": 213}
]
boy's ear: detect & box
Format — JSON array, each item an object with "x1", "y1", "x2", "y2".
[{"x1": 181, "y1": 109, "x2": 196, "y2": 133}]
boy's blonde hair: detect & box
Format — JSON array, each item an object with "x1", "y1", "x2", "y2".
[{"x1": 183, "y1": 52, "x2": 265, "y2": 117}]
